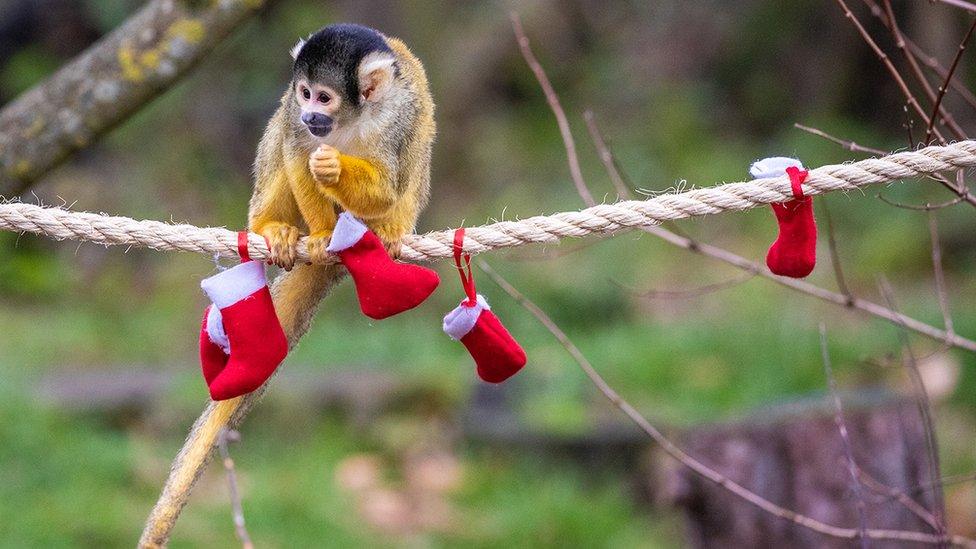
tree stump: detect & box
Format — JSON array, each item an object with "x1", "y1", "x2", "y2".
[{"x1": 665, "y1": 393, "x2": 943, "y2": 548}]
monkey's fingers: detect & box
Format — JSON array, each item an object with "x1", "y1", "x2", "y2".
[
  {"x1": 306, "y1": 231, "x2": 333, "y2": 264},
  {"x1": 312, "y1": 147, "x2": 340, "y2": 162}
]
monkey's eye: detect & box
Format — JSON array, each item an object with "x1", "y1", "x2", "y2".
[
  {"x1": 301, "y1": 87, "x2": 311, "y2": 100},
  {"x1": 318, "y1": 92, "x2": 331, "y2": 104}
]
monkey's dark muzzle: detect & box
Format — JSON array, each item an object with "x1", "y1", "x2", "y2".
[{"x1": 301, "y1": 112, "x2": 333, "y2": 137}]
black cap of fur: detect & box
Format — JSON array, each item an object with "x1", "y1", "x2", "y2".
[{"x1": 293, "y1": 24, "x2": 392, "y2": 107}]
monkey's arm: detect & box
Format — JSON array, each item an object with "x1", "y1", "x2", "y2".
[{"x1": 316, "y1": 153, "x2": 398, "y2": 219}]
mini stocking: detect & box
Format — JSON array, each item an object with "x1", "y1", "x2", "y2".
[
  {"x1": 444, "y1": 295, "x2": 527, "y2": 383},
  {"x1": 443, "y1": 228, "x2": 526, "y2": 383},
  {"x1": 750, "y1": 157, "x2": 817, "y2": 278},
  {"x1": 327, "y1": 211, "x2": 439, "y2": 319},
  {"x1": 199, "y1": 260, "x2": 288, "y2": 401}
]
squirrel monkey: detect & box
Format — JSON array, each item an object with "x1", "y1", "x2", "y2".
[{"x1": 248, "y1": 24, "x2": 435, "y2": 341}]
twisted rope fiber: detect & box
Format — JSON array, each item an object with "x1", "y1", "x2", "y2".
[{"x1": 3, "y1": 141, "x2": 975, "y2": 261}]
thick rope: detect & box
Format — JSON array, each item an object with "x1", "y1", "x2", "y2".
[{"x1": 2, "y1": 140, "x2": 975, "y2": 262}]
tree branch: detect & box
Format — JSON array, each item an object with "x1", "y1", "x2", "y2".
[{"x1": 0, "y1": 0, "x2": 267, "y2": 196}]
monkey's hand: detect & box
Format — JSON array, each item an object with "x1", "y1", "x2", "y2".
[
  {"x1": 309, "y1": 145, "x2": 341, "y2": 190},
  {"x1": 306, "y1": 230, "x2": 333, "y2": 265},
  {"x1": 259, "y1": 222, "x2": 301, "y2": 271}
]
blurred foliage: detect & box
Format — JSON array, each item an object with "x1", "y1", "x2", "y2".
[{"x1": 2, "y1": 0, "x2": 976, "y2": 545}]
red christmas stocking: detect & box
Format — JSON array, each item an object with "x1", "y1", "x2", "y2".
[
  {"x1": 750, "y1": 157, "x2": 817, "y2": 278},
  {"x1": 327, "y1": 211, "x2": 439, "y2": 319},
  {"x1": 443, "y1": 229, "x2": 526, "y2": 383},
  {"x1": 199, "y1": 260, "x2": 288, "y2": 401},
  {"x1": 444, "y1": 295, "x2": 527, "y2": 383}
]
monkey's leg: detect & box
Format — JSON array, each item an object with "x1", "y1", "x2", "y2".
[{"x1": 138, "y1": 263, "x2": 346, "y2": 548}]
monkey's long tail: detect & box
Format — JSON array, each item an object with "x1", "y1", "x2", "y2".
[{"x1": 138, "y1": 263, "x2": 346, "y2": 548}]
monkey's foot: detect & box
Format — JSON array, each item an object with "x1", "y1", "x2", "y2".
[
  {"x1": 327, "y1": 212, "x2": 439, "y2": 320},
  {"x1": 306, "y1": 230, "x2": 333, "y2": 264},
  {"x1": 260, "y1": 223, "x2": 301, "y2": 270}
]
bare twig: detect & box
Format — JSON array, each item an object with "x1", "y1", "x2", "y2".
[
  {"x1": 504, "y1": 238, "x2": 601, "y2": 261},
  {"x1": 217, "y1": 429, "x2": 254, "y2": 549},
  {"x1": 877, "y1": 193, "x2": 964, "y2": 211},
  {"x1": 833, "y1": 0, "x2": 947, "y2": 144},
  {"x1": 510, "y1": 12, "x2": 595, "y2": 207},
  {"x1": 936, "y1": 0, "x2": 976, "y2": 13},
  {"x1": 879, "y1": 0, "x2": 967, "y2": 141},
  {"x1": 583, "y1": 110, "x2": 633, "y2": 198},
  {"x1": 617, "y1": 272, "x2": 755, "y2": 300},
  {"x1": 877, "y1": 278, "x2": 948, "y2": 537},
  {"x1": 928, "y1": 213, "x2": 954, "y2": 337},
  {"x1": 478, "y1": 259, "x2": 975, "y2": 547},
  {"x1": 924, "y1": 17, "x2": 976, "y2": 143},
  {"x1": 905, "y1": 37, "x2": 976, "y2": 112},
  {"x1": 902, "y1": 472, "x2": 976, "y2": 499},
  {"x1": 858, "y1": 467, "x2": 942, "y2": 531},
  {"x1": 820, "y1": 324, "x2": 870, "y2": 548},
  {"x1": 794, "y1": 123, "x2": 888, "y2": 156},
  {"x1": 821, "y1": 200, "x2": 855, "y2": 304}
]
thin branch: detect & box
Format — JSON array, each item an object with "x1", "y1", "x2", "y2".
[
  {"x1": 834, "y1": 0, "x2": 946, "y2": 144},
  {"x1": 877, "y1": 277, "x2": 948, "y2": 537},
  {"x1": 879, "y1": 0, "x2": 967, "y2": 141},
  {"x1": 617, "y1": 272, "x2": 755, "y2": 300},
  {"x1": 902, "y1": 472, "x2": 976, "y2": 499},
  {"x1": 478, "y1": 259, "x2": 975, "y2": 547},
  {"x1": 928, "y1": 213, "x2": 955, "y2": 337},
  {"x1": 877, "y1": 192, "x2": 963, "y2": 211},
  {"x1": 858, "y1": 467, "x2": 942, "y2": 531},
  {"x1": 794, "y1": 123, "x2": 888, "y2": 156},
  {"x1": 821, "y1": 200, "x2": 855, "y2": 304},
  {"x1": 583, "y1": 110, "x2": 633, "y2": 198},
  {"x1": 905, "y1": 36, "x2": 976, "y2": 112},
  {"x1": 504, "y1": 238, "x2": 601, "y2": 261},
  {"x1": 935, "y1": 0, "x2": 976, "y2": 13},
  {"x1": 510, "y1": 12, "x2": 595, "y2": 207},
  {"x1": 820, "y1": 324, "x2": 869, "y2": 548},
  {"x1": 217, "y1": 429, "x2": 254, "y2": 549},
  {"x1": 924, "y1": 17, "x2": 976, "y2": 144}
]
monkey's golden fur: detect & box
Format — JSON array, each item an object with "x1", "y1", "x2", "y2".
[{"x1": 248, "y1": 37, "x2": 435, "y2": 343}]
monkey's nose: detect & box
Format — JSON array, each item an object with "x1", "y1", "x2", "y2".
[{"x1": 301, "y1": 112, "x2": 331, "y2": 127}]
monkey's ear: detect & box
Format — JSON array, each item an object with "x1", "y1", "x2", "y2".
[
  {"x1": 289, "y1": 38, "x2": 306, "y2": 60},
  {"x1": 358, "y1": 51, "x2": 396, "y2": 103}
]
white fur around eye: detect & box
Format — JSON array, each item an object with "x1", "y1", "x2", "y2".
[
  {"x1": 358, "y1": 51, "x2": 396, "y2": 102},
  {"x1": 290, "y1": 38, "x2": 306, "y2": 60}
]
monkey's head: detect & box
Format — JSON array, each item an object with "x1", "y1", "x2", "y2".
[{"x1": 288, "y1": 24, "x2": 398, "y2": 140}]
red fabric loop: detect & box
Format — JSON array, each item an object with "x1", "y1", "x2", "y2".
[
  {"x1": 453, "y1": 228, "x2": 477, "y2": 306},
  {"x1": 786, "y1": 166, "x2": 809, "y2": 199},
  {"x1": 237, "y1": 231, "x2": 251, "y2": 263}
]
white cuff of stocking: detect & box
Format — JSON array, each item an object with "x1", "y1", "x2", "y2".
[
  {"x1": 200, "y1": 260, "x2": 267, "y2": 309},
  {"x1": 206, "y1": 305, "x2": 230, "y2": 354},
  {"x1": 443, "y1": 294, "x2": 490, "y2": 340},
  {"x1": 749, "y1": 157, "x2": 804, "y2": 179},
  {"x1": 326, "y1": 211, "x2": 368, "y2": 252}
]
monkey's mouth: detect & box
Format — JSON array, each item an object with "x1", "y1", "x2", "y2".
[{"x1": 306, "y1": 124, "x2": 333, "y2": 138}]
